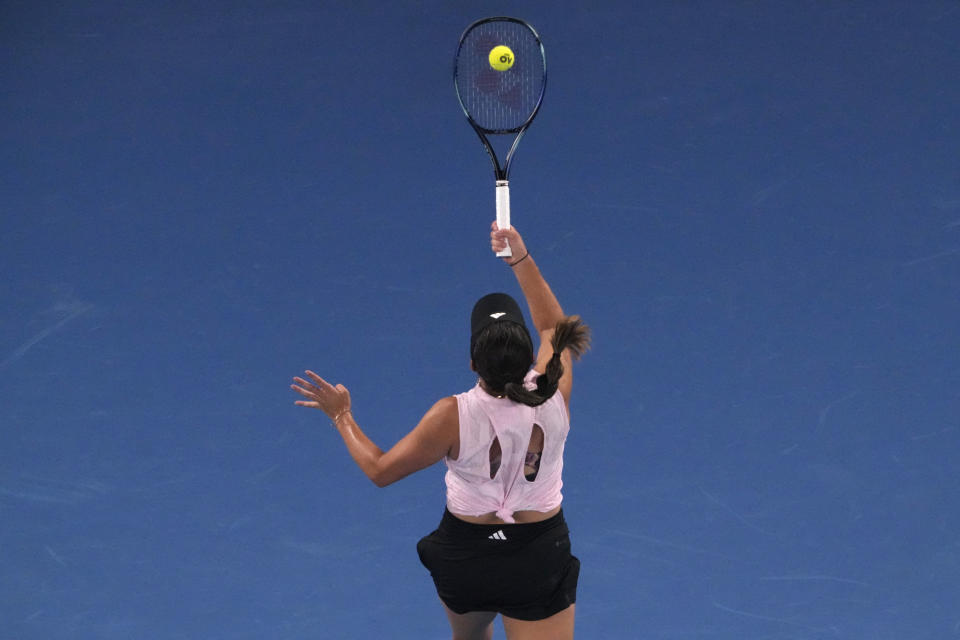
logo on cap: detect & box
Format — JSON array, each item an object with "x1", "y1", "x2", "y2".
[{"x1": 489, "y1": 312, "x2": 506, "y2": 319}]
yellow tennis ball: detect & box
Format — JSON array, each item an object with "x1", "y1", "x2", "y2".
[{"x1": 489, "y1": 45, "x2": 515, "y2": 71}]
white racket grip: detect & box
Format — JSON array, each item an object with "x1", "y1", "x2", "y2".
[{"x1": 495, "y1": 180, "x2": 512, "y2": 258}]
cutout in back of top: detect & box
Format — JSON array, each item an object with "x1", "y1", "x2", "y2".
[
  {"x1": 489, "y1": 436, "x2": 502, "y2": 479},
  {"x1": 525, "y1": 424, "x2": 544, "y2": 481},
  {"x1": 488, "y1": 425, "x2": 544, "y2": 481}
]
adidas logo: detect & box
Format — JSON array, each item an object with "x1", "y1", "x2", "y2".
[{"x1": 488, "y1": 530, "x2": 508, "y2": 541}]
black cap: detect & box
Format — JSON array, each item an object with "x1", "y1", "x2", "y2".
[{"x1": 470, "y1": 293, "x2": 528, "y2": 355}]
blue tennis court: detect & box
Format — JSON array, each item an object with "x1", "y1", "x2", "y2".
[{"x1": 3, "y1": 2, "x2": 958, "y2": 638}]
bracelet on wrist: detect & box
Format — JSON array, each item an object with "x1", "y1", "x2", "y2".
[{"x1": 509, "y1": 252, "x2": 529, "y2": 267}]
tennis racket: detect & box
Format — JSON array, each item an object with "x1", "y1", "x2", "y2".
[{"x1": 454, "y1": 17, "x2": 547, "y2": 258}]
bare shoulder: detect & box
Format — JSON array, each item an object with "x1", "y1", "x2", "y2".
[
  {"x1": 428, "y1": 396, "x2": 460, "y2": 460},
  {"x1": 429, "y1": 396, "x2": 459, "y2": 419},
  {"x1": 421, "y1": 396, "x2": 459, "y2": 442},
  {"x1": 372, "y1": 395, "x2": 461, "y2": 486}
]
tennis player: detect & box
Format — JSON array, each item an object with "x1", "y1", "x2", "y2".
[{"x1": 291, "y1": 222, "x2": 590, "y2": 640}]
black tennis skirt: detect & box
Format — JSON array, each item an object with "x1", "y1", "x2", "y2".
[{"x1": 417, "y1": 509, "x2": 580, "y2": 621}]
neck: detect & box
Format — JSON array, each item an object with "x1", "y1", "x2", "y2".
[{"x1": 478, "y1": 380, "x2": 505, "y2": 398}]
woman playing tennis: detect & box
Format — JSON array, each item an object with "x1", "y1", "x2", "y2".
[{"x1": 291, "y1": 223, "x2": 590, "y2": 640}]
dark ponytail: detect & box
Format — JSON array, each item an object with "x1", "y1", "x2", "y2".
[{"x1": 504, "y1": 315, "x2": 591, "y2": 407}]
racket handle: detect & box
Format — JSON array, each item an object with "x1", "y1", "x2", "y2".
[{"x1": 495, "y1": 180, "x2": 512, "y2": 258}]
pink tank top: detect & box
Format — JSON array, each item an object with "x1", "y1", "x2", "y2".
[{"x1": 445, "y1": 369, "x2": 569, "y2": 523}]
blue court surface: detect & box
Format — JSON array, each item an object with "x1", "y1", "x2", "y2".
[{"x1": 3, "y1": 2, "x2": 959, "y2": 638}]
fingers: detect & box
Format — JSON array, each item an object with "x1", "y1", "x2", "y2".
[
  {"x1": 292, "y1": 371, "x2": 351, "y2": 416},
  {"x1": 292, "y1": 376, "x2": 313, "y2": 389},
  {"x1": 293, "y1": 371, "x2": 345, "y2": 393},
  {"x1": 490, "y1": 223, "x2": 516, "y2": 252},
  {"x1": 291, "y1": 383, "x2": 318, "y2": 400},
  {"x1": 291, "y1": 371, "x2": 327, "y2": 401},
  {"x1": 304, "y1": 370, "x2": 332, "y2": 389},
  {"x1": 296, "y1": 372, "x2": 343, "y2": 395},
  {"x1": 491, "y1": 223, "x2": 520, "y2": 243},
  {"x1": 292, "y1": 380, "x2": 330, "y2": 411}
]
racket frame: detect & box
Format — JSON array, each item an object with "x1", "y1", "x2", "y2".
[{"x1": 454, "y1": 16, "x2": 547, "y2": 257}]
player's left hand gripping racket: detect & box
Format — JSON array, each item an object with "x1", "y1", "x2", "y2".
[{"x1": 454, "y1": 17, "x2": 547, "y2": 258}]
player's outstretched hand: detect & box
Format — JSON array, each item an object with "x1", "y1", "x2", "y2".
[
  {"x1": 291, "y1": 371, "x2": 352, "y2": 423},
  {"x1": 490, "y1": 221, "x2": 529, "y2": 265}
]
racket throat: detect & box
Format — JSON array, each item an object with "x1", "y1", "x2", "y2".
[{"x1": 495, "y1": 180, "x2": 512, "y2": 258}]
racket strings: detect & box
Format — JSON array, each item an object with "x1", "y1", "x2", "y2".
[{"x1": 455, "y1": 21, "x2": 545, "y2": 133}]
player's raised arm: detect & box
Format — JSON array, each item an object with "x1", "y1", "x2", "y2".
[
  {"x1": 490, "y1": 223, "x2": 563, "y2": 333},
  {"x1": 489, "y1": 223, "x2": 590, "y2": 406}
]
